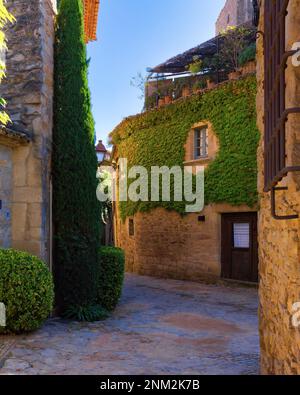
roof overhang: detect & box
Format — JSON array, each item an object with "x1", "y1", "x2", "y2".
[
  {"x1": 83, "y1": 0, "x2": 100, "y2": 43},
  {"x1": 0, "y1": 125, "x2": 31, "y2": 147},
  {"x1": 149, "y1": 35, "x2": 219, "y2": 74},
  {"x1": 149, "y1": 22, "x2": 256, "y2": 75}
]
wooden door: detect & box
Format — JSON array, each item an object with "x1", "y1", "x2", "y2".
[{"x1": 221, "y1": 213, "x2": 258, "y2": 283}]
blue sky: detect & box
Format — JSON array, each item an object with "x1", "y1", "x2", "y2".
[{"x1": 87, "y1": 0, "x2": 225, "y2": 146}]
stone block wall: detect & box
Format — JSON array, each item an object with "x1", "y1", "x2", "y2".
[
  {"x1": 257, "y1": 0, "x2": 300, "y2": 375},
  {"x1": 114, "y1": 204, "x2": 256, "y2": 283},
  {"x1": 0, "y1": 0, "x2": 56, "y2": 263},
  {"x1": 0, "y1": 146, "x2": 12, "y2": 248},
  {"x1": 216, "y1": 0, "x2": 253, "y2": 35}
]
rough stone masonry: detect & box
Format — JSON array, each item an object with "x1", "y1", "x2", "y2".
[
  {"x1": 257, "y1": 0, "x2": 300, "y2": 375},
  {"x1": 0, "y1": 0, "x2": 56, "y2": 263},
  {"x1": 215, "y1": 0, "x2": 253, "y2": 35}
]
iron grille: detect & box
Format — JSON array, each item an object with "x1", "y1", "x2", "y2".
[
  {"x1": 264, "y1": 0, "x2": 300, "y2": 193},
  {"x1": 263, "y1": 0, "x2": 300, "y2": 219},
  {"x1": 264, "y1": 0, "x2": 288, "y2": 191}
]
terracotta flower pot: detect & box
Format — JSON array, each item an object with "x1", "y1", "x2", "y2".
[
  {"x1": 164, "y1": 95, "x2": 172, "y2": 105},
  {"x1": 206, "y1": 80, "x2": 215, "y2": 89},
  {"x1": 229, "y1": 70, "x2": 242, "y2": 80},
  {"x1": 192, "y1": 85, "x2": 202, "y2": 94},
  {"x1": 241, "y1": 60, "x2": 256, "y2": 75},
  {"x1": 182, "y1": 87, "x2": 191, "y2": 98},
  {"x1": 158, "y1": 98, "x2": 165, "y2": 107}
]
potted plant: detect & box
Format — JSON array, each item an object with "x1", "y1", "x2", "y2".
[
  {"x1": 193, "y1": 79, "x2": 206, "y2": 93},
  {"x1": 144, "y1": 94, "x2": 157, "y2": 110},
  {"x1": 216, "y1": 26, "x2": 255, "y2": 80},
  {"x1": 158, "y1": 97, "x2": 165, "y2": 107},
  {"x1": 163, "y1": 85, "x2": 173, "y2": 104},
  {"x1": 239, "y1": 60, "x2": 256, "y2": 75},
  {"x1": 173, "y1": 78, "x2": 185, "y2": 99},
  {"x1": 206, "y1": 78, "x2": 216, "y2": 89},
  {"x1": 187, "y1": 56, "x2": 203, "y2": 74},
  {"x1": 182, "y1": 86, "x2": 191, "y2": 97},
  {"x1": 238, "y1": 43, "x2": 256, "y2": 75},
  {"x1": 164, "y1": 95, "x2": 172, "y2": 105},
  {"x1": 228, "y1": 70, "x2": 242, "y2": 80}
]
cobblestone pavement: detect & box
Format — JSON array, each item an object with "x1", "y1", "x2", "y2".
[{"x1": 0, "y1": 274, "x2": 259, "y2": 375}]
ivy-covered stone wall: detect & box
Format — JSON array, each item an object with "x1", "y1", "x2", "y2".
[
  {"x1": 112, "y1": 75, "x2": 259, "y2": 282},
  {"x1": 111, "y1": 75, "x2": 259, "y2": 221}
]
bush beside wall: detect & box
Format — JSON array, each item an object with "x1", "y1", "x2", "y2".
[
  {"x1": 0, "y1": 249, "x2": 54, "y2": 334},
  {"x1": 97, "y1": 247, "x2": 125, "y2": 311}
]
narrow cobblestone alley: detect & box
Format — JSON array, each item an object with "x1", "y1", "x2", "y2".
[{"x1": 0, "y1": 274, "x2": 259, "y2": 375}]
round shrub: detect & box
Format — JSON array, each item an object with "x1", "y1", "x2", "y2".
[
  {"x1": 0, "y1": 249, "x2": 54, "y2": 334},
  {"x1": 97, "y1": 247, "x2": 125, "y2": 311}
]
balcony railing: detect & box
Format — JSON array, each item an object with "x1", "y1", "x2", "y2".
[{"x1": 145, "y1": 61, "x2": 256, "y2": 111}]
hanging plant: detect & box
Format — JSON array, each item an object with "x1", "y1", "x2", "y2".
[{"x1": 187, "y1": 56, "x2": 203, "y2": 74}]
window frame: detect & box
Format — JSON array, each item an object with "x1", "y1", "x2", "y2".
[
  {"x1": 194, "y1": 127, "x2": 208, "y2": 160},
  {"x1": 128, "y1": 218, "x2": 134, "y2": 237}
]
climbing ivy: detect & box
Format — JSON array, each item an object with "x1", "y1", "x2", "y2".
[{"x1": 110, "y1": 75, "x2": 259, "y2": 220}]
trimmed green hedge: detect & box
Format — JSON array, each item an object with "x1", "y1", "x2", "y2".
[
  {"x1": 110, "y1": 75, "x2": 259, "y2": 220},
  {"x1": 0, "y1": 249, "x2": 54, "y2": 334},
  {"x1": 97, "y1": 247, "x2": 125, "y2": 311}
]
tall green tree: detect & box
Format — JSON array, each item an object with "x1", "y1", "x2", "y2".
[{"x1": 53, "y1": 0, "x2": 102, "y2": 318}]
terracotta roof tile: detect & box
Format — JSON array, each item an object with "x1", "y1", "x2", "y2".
[{"x1": 83, "y1": 0, "x2": 100, "y2": 43}]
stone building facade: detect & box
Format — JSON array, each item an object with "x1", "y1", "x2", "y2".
[
  {"x1": 257, "y1": 0, "x2": 300, "y2": 375},
  {"x1": 113, "y1": 71, "x2": 259, "y2": 284},
  {"x1": 0, "y1": 0, "x2": 56, "y2": 264},
  {"x1": 114, "y1": 204, "x2": 257, "y2": 283},
  {"x1": 112, "y1": 0, "x2": 258, "y2": 284},
  {"x1": 216, "y1": 0, "x2": 254, "y2": 34}
]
